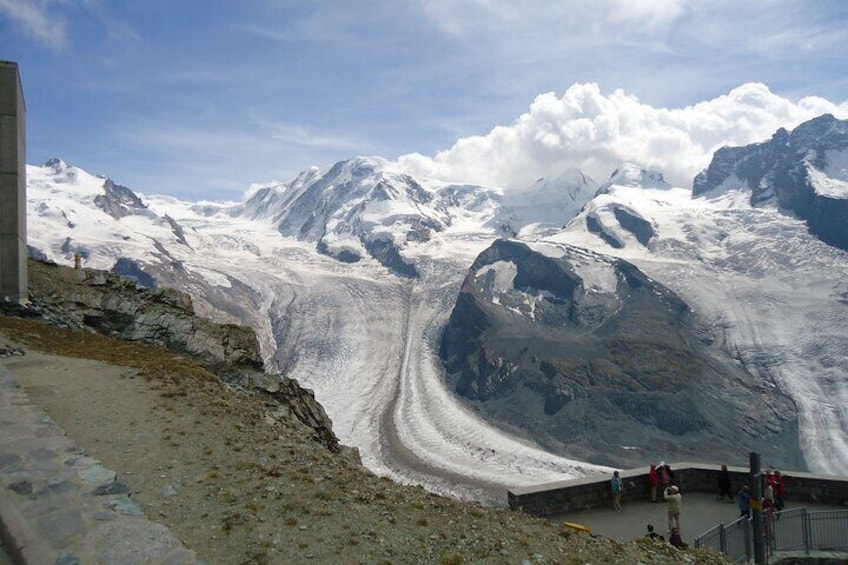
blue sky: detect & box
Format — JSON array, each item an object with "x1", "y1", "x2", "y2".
[{"x1": 2, "y1": 0, "x2": 848, "y2": 200}]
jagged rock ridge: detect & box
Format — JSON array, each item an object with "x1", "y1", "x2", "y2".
[{"x1": 693, "y1": 114, "x2": 848, "y2": 250}]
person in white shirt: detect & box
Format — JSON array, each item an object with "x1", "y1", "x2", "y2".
[{"x1": 664, "y1": 485, "x2": 682, "y2": 532}]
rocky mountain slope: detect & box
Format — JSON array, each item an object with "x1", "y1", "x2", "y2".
[
  {"x1": 439, "y1": 239, "x2": 800, "y2": 469},
  {"x1": 435, "y1": 115, "x2": 848, "y2": 475}
]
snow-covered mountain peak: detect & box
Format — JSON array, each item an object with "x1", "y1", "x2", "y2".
[
  {"x1": 26, "y1": 160, "x2": 207, "y2": 274},
  {"x1": 31, "y1": 159, "x2": 149, "y2": 220},
  {"x1": 230, "y1": 156, "x2": 504, "y2": 276},
  {"x1": 43, "y1": 157, "x2": 69, "y2": 172},
  {"x1": 30, "y1": 158, "x2": 107, "y2": 195},
  {"x1": 497, "y1": 168, "x2": 598, "y2": 237},
  {"x1": 242, "y1": 156, "x2": 420, "y2": 221},
  {"x1": 528, "y1": 168, "x2": 592, "y2": 189},
  {"x1": 788, "y1": 113, "x2": 848, "y2": 149},
  {"x1": 694, "y1": 114, "x2": 848, "y2": 199},
  {"x1": 693, "y1": 114, "x2": 848, "y2": 249},
  {"x1": 554, "y1": 163, "x2": 683, "y2": 252},
  {"x1": 600, "y1": 162, "x2": 670, "y2": 191}
]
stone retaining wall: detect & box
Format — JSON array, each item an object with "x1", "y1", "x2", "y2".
[{"x1": 508, "y1": 462, "x2": 848, "y2": 517}]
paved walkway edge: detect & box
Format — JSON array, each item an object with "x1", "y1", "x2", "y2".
[
  {"x1": 0, "y1": 365, "x2": 199, "y2": 564},
  {"x1": 0, "y1": 479, "x2": 55, "y2": 564}
]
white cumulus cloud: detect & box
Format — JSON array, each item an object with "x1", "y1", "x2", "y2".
[{"x1": 397, "y1": 82, "x2": 848, "y2": 189}]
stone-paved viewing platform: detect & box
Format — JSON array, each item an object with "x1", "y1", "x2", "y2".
[
  {"x1": 511, "y1": 459, "x2": 848, "y2": 563},
  {"x1": 553, "y1": 495, "x2": 848, "y2": 564},
  {"x1": 553, "y1": 492, "x2": 839, "y2": 544},
  {"x1": 0, "y1": 366, "x2": 199, "y2": 564}
]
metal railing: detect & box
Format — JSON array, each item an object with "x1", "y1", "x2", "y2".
[{"x1": 694, "y1": 508, "x2": 848, "y2": 563}]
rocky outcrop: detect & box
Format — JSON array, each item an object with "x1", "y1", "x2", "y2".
[
  {"x1": 15, "y1": 258, "x2": 343, "y2": 454},
  {"x1": 612, "y1": 206, "x2": 654, "y2": 246},
  {"x1": 363, "y1": 238, "x2": 420, "y2": 279},
  {"x1": 439, "y1": 239, "x2": 801, "y2": 469},
  {"x1": 94, "y1": 178, "x2": 149, "y2": 220},
  {"x1": 585, "y1": 213, "x2": 623, "y2": 248},
  {"x1": 27, "y1": 259, "x2": 261, "y2": 370},
  {"x1": 0, "y1": 335, "x2": 25, "y2": 357},
  {"x1": 693, "y1": 114, "x2": 848, "y2": 250}
]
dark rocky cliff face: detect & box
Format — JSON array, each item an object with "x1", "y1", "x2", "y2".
[
  {"x1": 440, "y1": 239, "x2": 802, "y2": 469},
  {"x1": 94, "y1": 178, "x2": 149, "y2": 220},
  {"x1": 693, "y1": 114, "x2": 848, "y2": 250},
  {"x1": 10, "y1": 259, "x2": 343, "y2": 454}
]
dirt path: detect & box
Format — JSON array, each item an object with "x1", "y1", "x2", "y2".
[
  {"x1": 0, "y1": 347, "x2": 267, "y2": 563},
  {"x1": 2, "y1": 351, "x2": 161, "y2": 478}
]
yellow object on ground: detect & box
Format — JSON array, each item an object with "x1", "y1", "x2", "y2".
[{"x1": 562, "y1": 522, "x2": 591, "y2": 534}]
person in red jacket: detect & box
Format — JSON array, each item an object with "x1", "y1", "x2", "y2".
[
  {"x1": 649, "y1": 463, "x2": 660, "y2": 503},
  {"x1": 771, "y1": 470, "x2": 786, "y2": 511}
]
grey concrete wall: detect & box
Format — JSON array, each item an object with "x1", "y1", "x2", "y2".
[
  {"x1": 0, "y1": 61, "x2": 26, "y2": 304},
  {"x1": 508, "y1": 462, "x2": 848, "y2": 517}
]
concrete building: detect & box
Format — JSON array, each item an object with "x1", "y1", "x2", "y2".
[{"x1": 0, "y1": 61, "x2": 26, "y2": 304}]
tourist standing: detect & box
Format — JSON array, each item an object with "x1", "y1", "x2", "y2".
[
  {"x1": 763, "y1": 474, "x2": 776, "y2": 512},
  {"x1": 737, "y1": 485, "x2": 751, "y2": 518},
  {"x1": 649, "y1": 463, "x2": 660, "y2": 502},
  {"x1": 664, "y1": 485, "x2": 682, "y2": 532},
  {"x1": 657, "y1": 461, "x2": 668, "y2": 488},
  {"x1": 772, "y1": 470, "x2": 786, "y2": 511},
  {"x1": 717, "y1": 464, "x2": 733, "y2": 502},
  {"x1": 611, "y1": 470, "x2": 624, "y2": 510},
  {"x1": 658, "y1": 461, "x2": 674, "y2": 488}
]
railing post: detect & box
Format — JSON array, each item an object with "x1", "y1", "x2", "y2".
[
  {"x1": 750, "y1": 452, "x2": 766, "y2": 565},
  {"x1": 719, "y1": 523, "x2": 727, "y2": 555},
  {"x1": 743, "y1": 516, "x2": 752, "y2": 563},
  {"x1": 803, "y1": 507, "x2": 811, "y2": 555}
]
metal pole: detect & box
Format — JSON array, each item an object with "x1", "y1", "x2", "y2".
[
  {"x1": 750, "y1": 452, "x2": 766, "y2": 565},
  {"x1": 803, "y1": 507, "x2": 811, "y2": 555}
]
